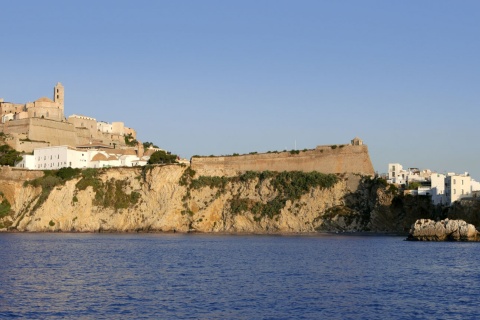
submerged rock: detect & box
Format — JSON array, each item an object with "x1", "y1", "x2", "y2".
[{"x1": 407, "y1": 218, "x2": 480, "y2": 241}]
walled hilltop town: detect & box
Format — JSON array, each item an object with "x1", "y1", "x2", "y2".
[
  {"x1": 0, "y1": 83, "x2": 165, "y2": 169},
  {"x1": 0, "y1": 82, "x2": 374, "y2": 174},
  {"x1": 0, "y1": 83, "x2": 480, "y2": 238}
]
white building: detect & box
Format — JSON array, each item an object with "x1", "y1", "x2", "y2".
[
  {"x1": 16, "y1": 145, "x2": 150, "y2": 170},
  {"x1": 97, "y1": 121, "x2": 113, "y2": 133},
  {"x1": 387, "y1": 163, "x2": 479, "y2": 206},
  {"x1": 15, "y1": 154, "x2": 36, "y2": 169},
  {"x1": 445, "y1": 173, "x2": 471, "y2": 205},
  {"x1": 430, "y1": 173, "x2": 447, "y2": 205},
  {"x1": 34, "y1": 146, "x2": 90, "y2": 170},
  {"x1": 1, "y1": 113, "x2": 14, "y2": 123},
  {"x1": 387, "y1": 163, "x2": 427, "y2": 186},
  {"x1": 388, "y1": 163, "x2": 405, "y2": 184}
]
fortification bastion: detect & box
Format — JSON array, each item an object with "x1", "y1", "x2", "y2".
[{"x1": 191, "y1": 138, "x2": 375, "y2": 177}]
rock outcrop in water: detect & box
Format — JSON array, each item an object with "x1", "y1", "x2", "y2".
[
  {"x1": 0, "y1": 165, "x2": 478, "y2": 234},
  {"x1": 407, "y1": 219, "x2": 480, "y2": 241}
]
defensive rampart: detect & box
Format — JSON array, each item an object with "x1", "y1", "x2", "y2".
[
  {"x1": 0, "y1": 118, "x2": 130, "y2": 152},
  {"x1": 191, "y1": 145, "x2": 375, "y2": 176},
  {"x1": 27, "y1": 118, "x2": 79, "y2": 146}
]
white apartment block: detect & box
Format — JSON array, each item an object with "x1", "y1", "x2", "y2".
[
  {"x1": 387, "y1": 163, "x2": 428, "y2": 185},
  {"x1": 34, "y1": 146, "x2": 92, "y2": 170},
  {"x1": 445, "y1": 173, "x2": 471, "y2": 205},
  {"x1": 388, "y1": 163, "x2": 480, "y2": 206},
  {"x1": 430, "y1": 173, "x2": 446, "y2": 205},
  {"x1": 388, "y1": 163, "x2": 405, "y2": 184}
]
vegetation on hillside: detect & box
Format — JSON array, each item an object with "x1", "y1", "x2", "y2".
[
  {"x1": 23, "y1": 167, "x2": 140, "y2": 212},
  {"x1": 179, "y1": 168, "x2": 339, "y2": 220},
  {"x1": 74, "y1": 168, "x2": 141, "y2": 210},
  {"x1": 24, "y1": 167, "x2": 82, "y2": 212},
  {"x1": 124, "y1": 133, "x2": 138, "y2": 147},
  {"x1": 0, "y1": 133, "x2": 23, "y2": 166},
  {"x1": 148, "y1": 150, "x2": 177, "y2": 164},
  {"x1": 0, "y1": 195, "x2": 13, "y2": 229},
  {"x1": 143, "y1": 141, "x2": 159, "y2": 149}
]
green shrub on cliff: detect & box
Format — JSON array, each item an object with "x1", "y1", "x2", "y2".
[
  {"x1": 98, "y1": 179, "x2": 141, "y2": 210},
  {"x1": 0, "y1": 144, "x2": 22, "y2": 166},
  {"x1": 24, "y1": 168, "x2": 84, "y2": 212},
  {"x1": 183, "y1": 168, "x2": 339, "y2": 220},
  {"x1": 56, "y1": 167, "x2": 81, "y2": 180},
  {"x1": 271, "y1": 171, "x2": 338, "y2": 201},
  {"x1": 75, "y1": 169, "x2": 101, "y2": 191},
  {"x1": 74, "y1": 169, "x2": 140, "y2": 210},
  {"x1": 190, "y1": 176, "x2": 229, "y2": 191},
  {"x1": 179, "y1": 167, "x2": 196, "y2": 186},
  {"x1": 0, "y1": 199, "x2": 12, "y2": 218},
  {"x1": 229, "y1": 171, "x2": 339, "y2": 219}
]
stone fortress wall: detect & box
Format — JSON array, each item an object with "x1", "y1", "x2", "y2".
[{"x1": 191, "y1": 138, "x2": 375, "y2": 177}]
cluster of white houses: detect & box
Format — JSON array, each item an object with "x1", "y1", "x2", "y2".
[
  {"x1": 1, "y1": 82, "x2": 189, "y2": 171},
  {"x1": 387, "y1": 163, "x2": 480, "y2": 206},
  {"x1": 15, "y1": 144, "x2": 160, "y2": 170}
]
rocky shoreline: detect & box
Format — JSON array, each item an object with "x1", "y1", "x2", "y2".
[
  {"x1": 1, "y1": 165, "x2": 480, "y2": 235},
  {"x1": 407, "y1": 219, "x2": 480, "y2": 241}
]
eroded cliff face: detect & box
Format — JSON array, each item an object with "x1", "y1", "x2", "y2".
[{"x1": 0, "y1": 165, "x2": 433, "y2": 233}]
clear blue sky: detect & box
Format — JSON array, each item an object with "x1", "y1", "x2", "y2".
[{"x1": 1, "y1": 1, "x2": 479, "y2": 177}]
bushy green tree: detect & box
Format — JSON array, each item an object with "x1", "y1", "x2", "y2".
[
  {"x1": 148, "y1": 150, "x2": 177, "y2": 164},
  {"x1": 0, "y1": 144, "x2": 22, "y2": 166},
  {"x1": 143, "y1": 141, "x2": 159, "y2": 149}
]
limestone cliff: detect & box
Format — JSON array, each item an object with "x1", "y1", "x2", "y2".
[{"x1": 0, "y1": 165, "x2": 469, "y2": 233}]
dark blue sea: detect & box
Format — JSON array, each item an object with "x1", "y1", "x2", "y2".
[{"x1": 0, "y1": 233, "x2": 479, "y2": 319}]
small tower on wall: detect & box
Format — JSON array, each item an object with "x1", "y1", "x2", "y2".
[
  {"x1": 54, "y1": 82, "x2": 64, "y2": 109},
  {"x1": 351, "y1": 137, "x2": 363, "y2": 146}
]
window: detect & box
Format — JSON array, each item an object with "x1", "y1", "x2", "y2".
[
  {"x1": 392, "y1": 166, "x2": 396, "y2": 171},
  {"x1": 462, "y1": 189, "x2": 464, "y2": 195},
  {"x1": 462, "y1": 180, "x2": 464, "y2": 185},
  {"x1": 454, "y1": 189, "x2": 456, "y2": 195},
  {"x1": 454, "y1": 179, "x2": 456, "y2": 184}
]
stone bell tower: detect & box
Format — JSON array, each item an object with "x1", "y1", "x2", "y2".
[{"x1": 54, "y1": 82, "x2": 64, "y2": 109}]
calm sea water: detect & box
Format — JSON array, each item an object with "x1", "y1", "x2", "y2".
[{"x1": 0, "y1": 233, "x2": 479, "y2": 319}]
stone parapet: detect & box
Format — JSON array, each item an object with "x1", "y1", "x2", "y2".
[{"x1": 191, "y1": 145, "x2": 375, "y2": 176}]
